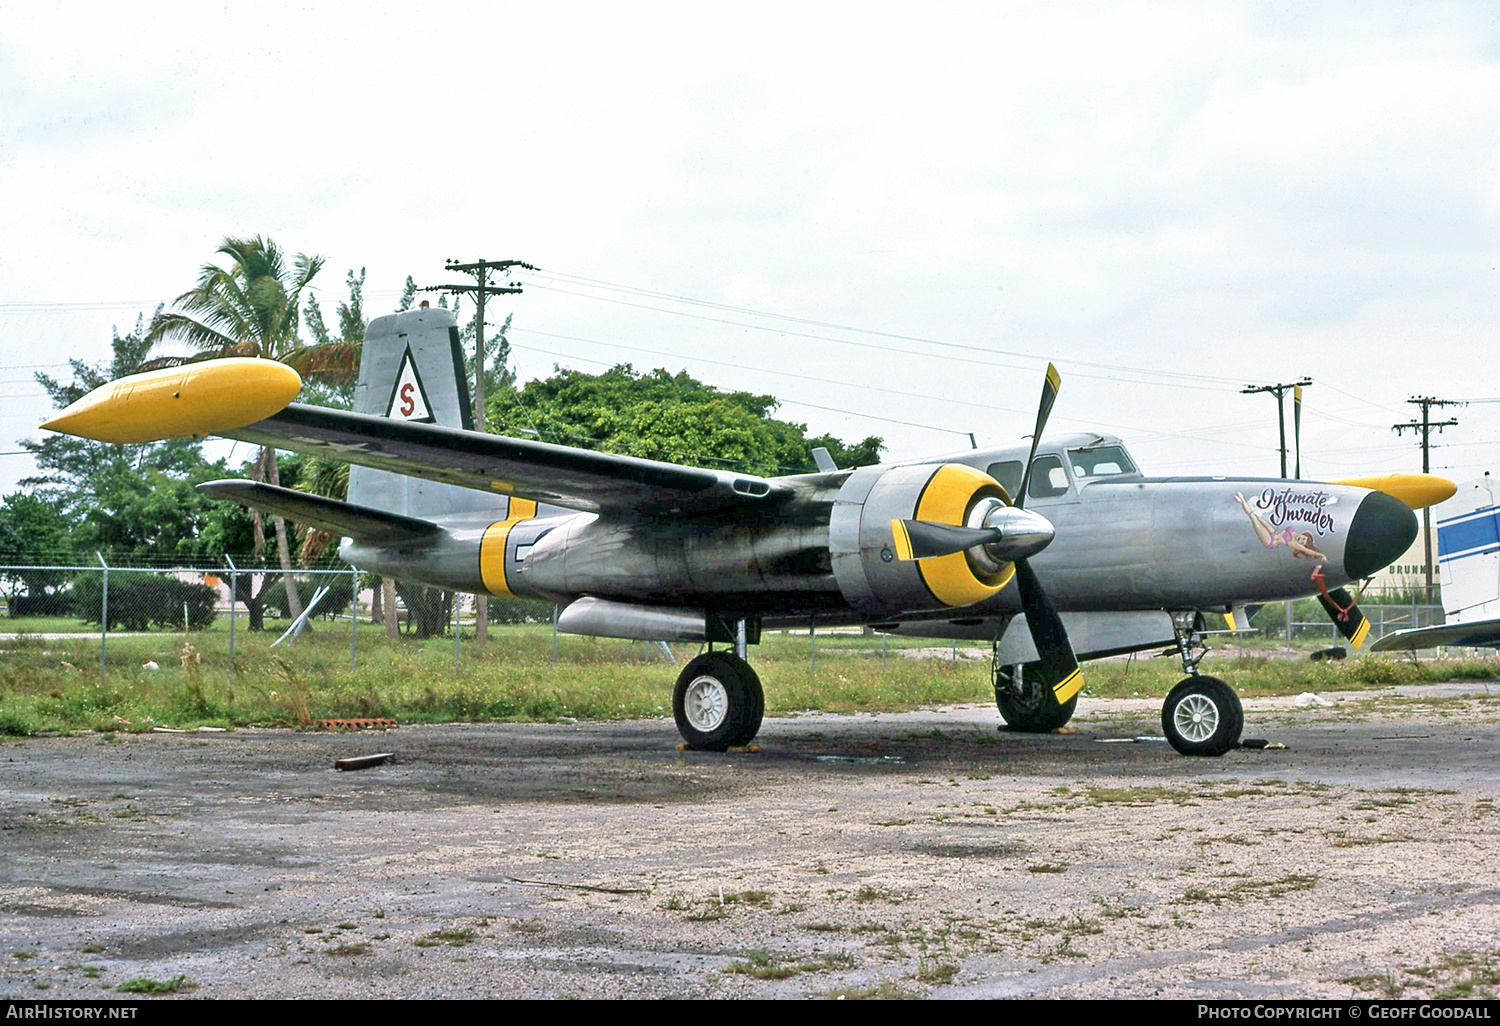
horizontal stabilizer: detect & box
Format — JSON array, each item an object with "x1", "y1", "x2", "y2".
[
  {"x1": 198, "y1": 480, "x2": 444, "y2": 545},
  {"x1": 1368, "y1": 617, "x2": 1500, "y2": 652}
]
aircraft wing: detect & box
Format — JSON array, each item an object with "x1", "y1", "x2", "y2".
[
  {"x1": 225, "y1": 403, "x2": 793, "y2": 516},
  {"x1": 1368, "y1": 618, "x2": 1500, "y2": 652}
]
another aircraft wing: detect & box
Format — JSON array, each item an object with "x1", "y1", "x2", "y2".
[
  {"x1": 1368, "y1": 618, "x2": 1500, "y2": 652},
  {"x1": 225, "y1": 403, "x2": 793, "y2": 516},
  {"x1": 197, "y1": 480, "x2": 444, "y2": 545}
]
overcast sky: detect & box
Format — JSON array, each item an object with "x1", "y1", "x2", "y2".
[{"x1": 4, "y1": 0, "x2": 1499, "y2": 492}]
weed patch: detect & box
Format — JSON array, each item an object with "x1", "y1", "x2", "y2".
[
  {"x1": 117, "y1": 975, "x2": 192, "y2": 994},
  {"x1": 726, "y1": 946, "x2": 856, "y2": 980},
  {"x1": 1181, "y1": 874, "x2": 1318, "y2": 905}
]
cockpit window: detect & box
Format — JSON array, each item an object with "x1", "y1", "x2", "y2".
[
  {"x1": 1027, "y1": 454, "x2": 1070, "y2": 498},
  {"x1": 1068, "y1": 445, "x2": 1137, "y2": 480},
  {"x1": 985, "y1": 460, "x2": 1023, "y2": 500}
]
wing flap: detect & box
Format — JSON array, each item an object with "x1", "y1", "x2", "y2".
[
  {"x1": 226, "y1": 404, "x2": 789, "y2": 515},
  {"x1": 198, "y1": 480, "x2": 444, "y2": 545}
]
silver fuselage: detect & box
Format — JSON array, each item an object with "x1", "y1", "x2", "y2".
[{"x1": 343, "y1": 433, "x2": 1416, "y2": 634}]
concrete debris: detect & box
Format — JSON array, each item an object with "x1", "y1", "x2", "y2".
[{"x1": 334, "y1": 752, "x2": 396, "y2": 772}]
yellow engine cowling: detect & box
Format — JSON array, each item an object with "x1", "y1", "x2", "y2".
[{"x1": 832, "y1": 462, "x2": 1016, "y2": 616}]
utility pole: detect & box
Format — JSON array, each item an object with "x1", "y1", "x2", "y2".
[
  {"x1": 1243, "y1": 379, "x2": 1312, "y2": 649},
  {"x1": 420, "y1": 258, "x2": 534, "y2": 642},
  {"x1": 1393, "y1": 397, "x2": 1461, "y2": 602},
  {"x1": 1241, "y1": 379, "x2": 1313, "y2": 479}
]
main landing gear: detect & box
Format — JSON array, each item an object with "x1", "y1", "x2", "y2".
[
  {"x1": 673, "y1": 617, "x2": 764, "y2": 750},
  {"x1": 672, "y1": 651, "x2": 764, "y2": 750},
  {"x1": 1159, "y1": 612, "x2": 1244, "y2": 757}
]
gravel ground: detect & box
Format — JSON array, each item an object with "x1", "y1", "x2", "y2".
[{"x1": 2, "y1": 683, "x2": 1498, "y2": 1000}]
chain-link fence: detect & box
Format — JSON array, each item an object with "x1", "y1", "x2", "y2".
[
  {"x1": 1242, "y1": 586, "x2": 1444, "y2": 648},
  {"x1": 0, "y1": 558, "x2": 366, "y2": 676},
  {"x1": 0, "y1": 559, "x2": 1464, "y2": 679}
]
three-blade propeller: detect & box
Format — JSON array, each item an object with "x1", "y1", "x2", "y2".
[{"x1": 891, "y1": 363, "x2": 1084, "y2": 704}]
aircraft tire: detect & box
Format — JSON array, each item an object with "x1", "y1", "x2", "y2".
[
  {"x1": 1161, "y1": 675, "x2": 1243, "y2": 757},
  {"x1": 673, "y1": 652, "x2": 764, "y2": 751},
  {"x1": 994, "y1": 665, "x2": 1077, "y2": 732}
]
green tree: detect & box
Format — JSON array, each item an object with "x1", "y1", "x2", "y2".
[
  {"x1": 144, "y1": 236, "x2": 338, "y2": 620},
  {"x1": 301, "y1": 267, "x2": 367, "y2": 409},
  {"x1": 487, "y1": 364, "x2": 883, "y2": 476},
  {"x1": 0, "y1": 492, "x2": 74, "y2": 615},
  {"x1": 192, "y1": 486, "x2": 291, "y2": 632},
  {"x1": 463, "y1": 311, "x2": 516, "y2": 408}
]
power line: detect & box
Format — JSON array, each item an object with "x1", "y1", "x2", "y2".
[
  {"x1": 511, "y1": 328, "x2": 1285, "y2": 457},
  {"x1": 1393, "y1": 396, "x2": 1463, "y2": 599},
  {"x1": 521, "y1": 274, "x2": 1246, "y2": 393},
  {"x1": 0, "y1": 301, "x2": 160, "y2": 313},
  {"x1": 513, "y1": 326, "x2": 1033, "y2": 419},
  {"x1": 526, "y1": 267, "x2": 1250, "y2": 389},
  {"x1": 417, "y1": 258, "x2": 534, "y2": 646},
  {"x1": 1241, "y1": 379, "x2": 1312, "y2": 479}
]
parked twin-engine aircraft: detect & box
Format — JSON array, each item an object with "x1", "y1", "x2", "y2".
[{"x1": 43, "y1": 308, "x2": 1454, "y2": 756}]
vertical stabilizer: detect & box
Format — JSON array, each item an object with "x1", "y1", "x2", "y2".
[
  {"x1": 1437, "y1": 476, "x2": 1500, "y2": 620},
  {"x1": 347, "y1": 308, "x2": 503, "y2": 519}
]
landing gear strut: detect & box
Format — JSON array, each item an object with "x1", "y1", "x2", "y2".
[
  {"x1": 992, "y1": 654, "x2": 1077, "y2": 732},
  {"x1": 1160, "y1": 612, "x2": 1243, "y2": 757}
]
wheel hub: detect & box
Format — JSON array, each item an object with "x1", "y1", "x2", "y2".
[
  {"x1": 1173, "y1": 693, "x2": 1220, "y2": 743},
  {"x1": 683, "y1": 676, "x2": 729, "y2": 732}
]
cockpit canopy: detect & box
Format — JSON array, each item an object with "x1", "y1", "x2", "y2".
[{"x1": 984, "y1": 434, "x2": 1141, "y2": 502}]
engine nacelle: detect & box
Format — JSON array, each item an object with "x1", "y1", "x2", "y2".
[
  {"x1": 830, "y1": 462, "x2": 1017, "y2": 616},
  {"x1": 347, "y1": 462, "x2": 1025, "y2": 624}
]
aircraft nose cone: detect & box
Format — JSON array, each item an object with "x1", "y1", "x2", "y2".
[{"x1": 1344, "y1": 490, "x2": 1419, "y2": 580}]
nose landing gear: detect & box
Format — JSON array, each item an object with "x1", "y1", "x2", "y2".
[{"x1": 1160, "y1": 612, "x2": 1243, "y2": 757}]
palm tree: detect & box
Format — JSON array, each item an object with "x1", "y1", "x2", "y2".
[{"x1": 145, "y1": 235, "x2": 338, "y2": 622}]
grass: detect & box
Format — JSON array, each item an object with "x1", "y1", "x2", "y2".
[
  {"x1": 819, "y1": 981, "x2": 918, "y2": 999},
  {"x1": 0, "y1": 619, "x2": 1494, "y2": 734},
  {"x1": 1344, "y1": 951, "x2": 1500, "y2": 1000},
  {"x1": 116, "y1": 974, "x2": 192, "y2": 994},
  {"x1": 327, "y1": 942, "x2": 371, "y2": 956},
  {"x1": 726, "y1": 946, "x2": 858, "y2": 980},
  {"x1": 414, "y1": 928, "x2": 477, "y2": 948},
  {"x1": 0, "y1": 623, "x2": 990, "y2": 734},
  {"x1": 1181, "y1": 873, "x2": 1319, "y2": 906}
]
